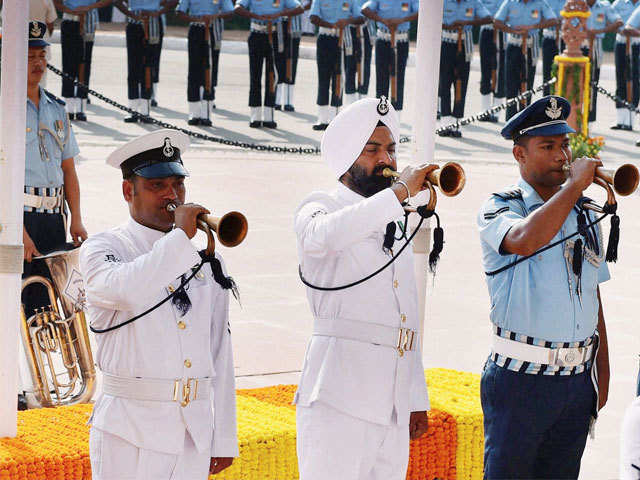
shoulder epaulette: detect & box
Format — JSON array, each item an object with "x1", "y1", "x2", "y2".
[
  {"x1": 491, "y1": 188, "x2": 523, "y2": 201},
  {"x1": 43, "y1": 90, "x2": 66, "y2": 106}
]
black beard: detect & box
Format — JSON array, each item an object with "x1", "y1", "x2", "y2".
[{"x1": 346, "y1": 164, "x2": 393, "y2": 197}]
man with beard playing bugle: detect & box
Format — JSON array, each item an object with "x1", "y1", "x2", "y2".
[{"x1": 294, "y1": 96, "x2": 431, "y2": 480}]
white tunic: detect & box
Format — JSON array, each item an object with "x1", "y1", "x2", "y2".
[
  {"x1": 294, "y1": 183, "x2": 429, "y2": 426},
  {"x1": 79, "y1": 218, "x2": 239, "y2": 458}
]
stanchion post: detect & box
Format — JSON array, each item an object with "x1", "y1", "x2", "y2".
[
  {"x1": 0, "y1": 4, "x2": 29, "y2": 437},
  {"x1": 411, "y1": 0, "x2": 444, "y2": 344}
]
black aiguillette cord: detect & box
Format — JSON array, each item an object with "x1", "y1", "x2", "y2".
[
  {"x1": 89, "y1": 260, "x2": 206, "y2": 334},
  {"x1": 299, "y1": 206, "x2": 434, "y2": 291}
]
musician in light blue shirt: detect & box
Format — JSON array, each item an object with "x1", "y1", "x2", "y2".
[
  {"x1": 478, "y1": 95, "x2": 610, "y2": 478},
  {"x1": 478, "y1": 0, "x2": 509, "y2": 121},
  {"x1": 177, "y1": 0, "x2": 234, "y2": 126},
  {"x1": 361, "y1": 0, "x2": 419, "y2": 114}
]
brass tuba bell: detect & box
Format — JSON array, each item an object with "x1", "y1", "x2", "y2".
[{"x1": 20, "y1": 247, "x2": 96, "y2": 408}]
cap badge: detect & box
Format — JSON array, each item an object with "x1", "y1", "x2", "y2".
[
  {"x1": 162, "y1": 137, "x2": 174, "y2": 158},
  {"x1": 377, "y1": 96, "x2": 390, "y2": 116},
  {"x1": 30, "y1": 21, "x2": 42, "y2": 38},
  {"x1": 545, "y1": 97, "x2": 562, "y2": 120}
]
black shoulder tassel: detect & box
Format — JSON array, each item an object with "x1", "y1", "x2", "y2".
[
  {"x1": 428, "y1": 212, "x2": 444, "y2": 273},
  {"x1": 199, "y1": 250, "x2": 235, "y2": 290},
  {"x1": 606, "y1": 214, "x2": 620, "y2": 263}
]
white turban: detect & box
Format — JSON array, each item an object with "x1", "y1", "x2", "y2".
[{"x1": 321, "y1": 97, "x2": 400, "y2": 179}]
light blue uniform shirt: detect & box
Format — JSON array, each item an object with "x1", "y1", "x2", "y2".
[
  {"x1": 26, "y1": 89, "x2": 80, "y2": 188},
  {"x1": 482, "y1": 0, "x2": 507, "y2": 17},
  {"x1": 63, "y1": 0, "x2": 97, "y2": 9},
  {"x1": 625, "y1": 3, "x2": 640, "y2": 29},
  {"x1": 237, "y1": 0, "x2": 301, "y2": 23},
  {"x1": 128, "y1": 0, "x2": 162, "y2": 11},
  {"x1": 495, "y1": 0, "x2": 556, "y2": 34},
  {"x1": 613, "y1": 0, "x2": 640, "y2": 24},
  {"x1": 442, "y1": 0, "x2": 491, "y2": 32},
  {"x1": 310, "y1": 0, "x2": 362, "y2": 23},
  {"x1": 477, "y1": 178, "x2": 610, "y2": 343},
  {"x1": 588, "y1": 0, "x2": 621, "y2": 38},
  {"x1": 177, "y1": 0, "x2": 234, "y2": 16},
  {"x1": 361, "y1": 0, "x2": 419, "y2": 33}
]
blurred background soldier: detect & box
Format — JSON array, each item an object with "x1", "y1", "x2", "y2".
[
  {"x1": 177, "y1": 0, "x2": 234, "y2": 126},
  {"x1": 361, "y1": 0, "x2": 419, "y2": 119},
  {"x1": 54, "y1": 0, "x2": 112, "y2": 121},
  {"x1": 114, "y1": 0, "x2": 178, "y2": 123},
  {"x1": 355, "y1": 0, "x2": 375, "y2": 99},
  {"x1": 478, "y1": 0, "x2": 506, "y2": 123},
  {"x1": 309, "y1": 0, "x2": 364, "y2": 130},
  {"x1": 438, "y1": 0, "x2": 491, "y2": 138},
  {"x1": 541, "y1": 0, "x2": 565, "y2": 96},
  {"x1": 275, "y1": 0, "x2": 311, "y2": 112},
  {"x1": 612, "y1": 0, "x2": 640, "y2": 131},
  {"x1": 494, "y1": 0, "x2": 558, "y2": 120},
  {"x1": 234, "y1": 0, "x2": 303, "y2": 128},
  {"x1": 584, "y1": 0, "x2": 622, "y2": 128}
]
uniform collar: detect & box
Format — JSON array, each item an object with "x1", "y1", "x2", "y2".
[
  {"x1": 335, "y1": 181, "x2": 366, "y2": 205},
  {"x1": 126, "y1": 217, "x2": 170, "y2": 249},
  {"x1": 27, "y1": 87, "x2": 53, "y2": 108},
  {"x1": 516, "y1": 177, "x2": 545, "y2": 211}
]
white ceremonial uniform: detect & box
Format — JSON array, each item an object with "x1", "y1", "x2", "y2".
[
  {"x1": 621, "y1": 396, "x2": 640, "y2": 479},
  {"x1": 79, "y1": 218, "x2": 238, "y2": 480},
  {"x1": 294, "y1": 182, "x2": 429, "y2": 480}
]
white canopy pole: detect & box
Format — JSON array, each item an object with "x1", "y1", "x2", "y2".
[
  {"x1": 0, "y1": 2, "x2": 29, "y2": 437},
  {"x1": 411, "y1": 0, "x2": 444, "y2": 344}
]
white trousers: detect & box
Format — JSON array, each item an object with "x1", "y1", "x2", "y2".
[
  {"x1": 296, "y1": 401, "x2": 409, "y2": 480},
  {"x1": 620, "y1": 396, "x2": 640, "y2": 480},
  {"x1": 89, "y1": 428, "x2": 210, "y2": 480}
]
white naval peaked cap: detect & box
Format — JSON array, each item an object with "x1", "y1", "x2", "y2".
[
  {"x1": 321, "y1": 97, "x2": 400, "y2": 178},
  {"x1": 106, "y1": 129, "x2": 191, "y2": 179}
]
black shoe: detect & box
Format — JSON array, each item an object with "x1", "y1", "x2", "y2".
[
  {"x1": 68, "y1": 113, "x2": 75, "y2": 120},
  {"x1": 611, "y1": 123, "x2": 625, "y2": 130},
  {"x1": 284, "y1": 105, "x2": 295, "y2": 112},
  {"x1": 274, "y1": 104, "x2": 282, "y2": 111},
  {"x1": 312, "y1": 123, "x2": 328, "y2": 131},
  {"x1": 188, "y1": 117, "x2": 201, "y2": 126},
  {"x1": 140, "y1": 115, "x2": 154, "y2": 124},
  {"x1": 75, "y1": 112, "x2": 87, "y2": 121},
  {"x1": 451, "y1": 129, "x2": 462, "y2": 138},
  {"x1": 249, "y1": 121, "x2": 262, "y2": 128},
  {"x1": 18, "y1": 393, "x2": 27, "y2": 411},
  {"x1": 478, "y1": 114, "x2": 498, "y2": 123},
  {"x1": 86, "y1": 97, "x2": 91, "y2": 105},
  {"x1": 151, "y1": 99, "x2": 158, "y2": 107},
  {"x1": 437, "y1": 129, "x2": 452, "y2": 137},
  {"x1": 124, "y1": 114, "x2": 139, "y2": 123},
  {"x1": 200, "y1": 118, "x2": 213, "y2": 127},
  {"x1": 211, "y1": 102, "x2": 216, "y2": 109},
  {"x1": 263, "y1": 121, "x2": 277, "y2": 129},
  {"x1": 635, "y1": 138, "x2": 640, "y2": 147},
  {"x1": 623, "y1": 124, "x2": 633, "y2": 131}
]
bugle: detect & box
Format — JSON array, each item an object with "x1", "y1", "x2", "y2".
[
  {"x1": 166, "y1": 203, "x2": 248, "y2": 254},
  {"x1": 563, "y1": 162, "x2": 640, "y2": 209}
]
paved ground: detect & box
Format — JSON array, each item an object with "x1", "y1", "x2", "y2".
[{"x1": 36, "y1": 30, "x2": 640, "y2": 478}]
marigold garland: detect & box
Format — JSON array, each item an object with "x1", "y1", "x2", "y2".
[{"x1": 1, "y1": 369, "x2": 484, "y2": 480}]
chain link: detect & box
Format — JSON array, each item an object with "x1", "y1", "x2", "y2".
[{"x1": 592, "y1": 82, "x2": 640, "y2": 114}]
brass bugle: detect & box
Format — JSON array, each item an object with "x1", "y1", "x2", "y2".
[
  {"x1": 166, "y1": 203, "x2": 248, "y2": 247},
  {"x1": 597, "y1": 164, "x2": 639, "y2": 196},
  {"x1": 382, "y1": 162, "x2": 466, "y2": 197}
]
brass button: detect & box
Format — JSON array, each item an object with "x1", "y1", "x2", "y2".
[
  {"x1": 26, "y1": 127, "x2": 31, "y2": 132},
  {"x1": 393, "y1": 280, "x2": 399, "y2": 289},
  {"x1": 196, "y1": 272, "x2": 205, "y2": 280},
  {"x1": 184, "y1": 359, "x2": 192, "y2": 368},
  {"x1": 401, "y1": 314, "x2": 407, "y2": 323},
  {"x1": 168, "y1": 285, "x2": 175, "y2": 293},
  {"x1": 177, "y1": 321, "x2": 186, "y2": 330}
]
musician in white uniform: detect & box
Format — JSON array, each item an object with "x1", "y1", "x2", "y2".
[
  {"x1": 79, "y1": 129, "x2": 238, "y2": 480},
  {"x1": 294, "y1": 97, "x2": 431, "y2": 480}
]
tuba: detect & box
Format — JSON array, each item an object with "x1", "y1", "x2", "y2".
[{"x1": 20, "y1": 247, "x2": 96, "y2": 408}]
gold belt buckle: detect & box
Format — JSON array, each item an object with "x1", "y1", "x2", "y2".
[
  {"x1": 396, "y1": 328, "x2": 415, "y2": 357},
  {"x1": 173, "y1": 378, "x2": 199, "y2": 407}
]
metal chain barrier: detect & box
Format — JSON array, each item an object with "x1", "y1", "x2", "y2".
[
  {"x1": 47, "y1": 64, "x2": 321, "y2": 155},
  {"x1": 435, "y1": 78, "x2": 557, "y2": 135},
  {"x1": 592, "y1": 82, "x2": 640, "y2": 115}
]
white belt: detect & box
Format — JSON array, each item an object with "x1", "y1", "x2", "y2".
[
  {"x1": 62, "y1": 13, "x2": 82, "y2": 21},
  {"x1": 616, "y1": 33, "x2": 640, "y2": 45},
  {"x1": 506, "y1": 32, "x2": 535, "y2": 46},
  {"x1": 378, "y1": 30, "x2": 408, "y2": 42},
  {"x1": 250, "y1": 22, "x2": 269, "y2": 33},
  {"x1": 543, "y1": 27, "x2": 559, "y2": 39},
  {"x1": 319, "y1": 26, "x2": 339, "y2": 37},
  {"x1": 492, "y1": 334, "x2": 594, "y2": 368},
  {"x1": 313, "y1": 317, "x2": 416, "y2": 356},
  {"x1": 441, "y1": 29, "x2": 460, "y2": 43},
  {"x1": 24, "y1": 192, "x2": 63, "y2": 210},
  {"x1": 102, "y1": 373, "x2": 211, "y2": 407}
]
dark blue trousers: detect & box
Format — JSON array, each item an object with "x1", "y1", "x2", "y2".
[
  {"x1": 479, "y1": 27, "x2": 497, "y2": 96},
  {"x1": 505, "y1": 44, "x2": 535, "y2": 120},
  {"x1": 614, "y1": 42, "x2": 640, "y2": 108},
  {"x1": 542, "y1": 36, "x2": 560, "y2": 96},
  {"x1": 481, "y1": 358, "x2": 595, "y2": 479}
]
